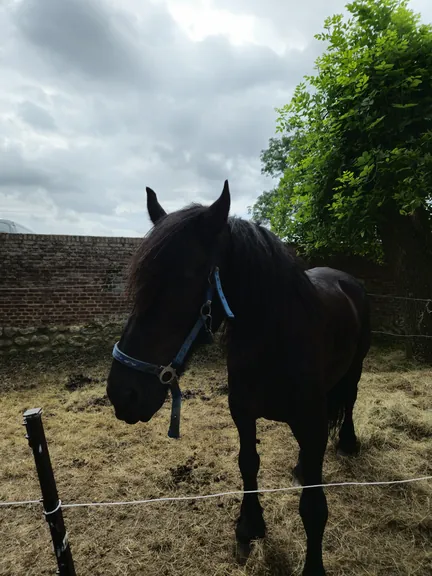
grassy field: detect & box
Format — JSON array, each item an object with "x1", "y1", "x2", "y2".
[{"x1": 1, "y1": 347, "x2": 431, "y2": 576}]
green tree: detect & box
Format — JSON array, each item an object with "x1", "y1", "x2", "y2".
[
  {"x1": 252, "y1": 0, "x2": 432, "y2": 359},
  {"x1": 249, "y1": 136, "x2": 291, "y2": 225},
  {"x1": 260, "y1": 136, "x2": 292, "y2": 179}
]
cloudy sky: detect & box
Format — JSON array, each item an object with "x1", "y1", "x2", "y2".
[{"x1": 1, "y1": 0, "x2": 431, "y2": 237}]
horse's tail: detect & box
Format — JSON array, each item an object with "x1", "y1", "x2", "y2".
[
  {"x1": 327, "y1": 287, "x2": 371, "y2": 437},
  {"x1": 327, "y1": 385, "x2": 346, "y2": 437}
]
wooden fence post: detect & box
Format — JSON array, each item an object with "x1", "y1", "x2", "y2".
[{"x1": 23, "y1": 408, "x2": 76, "y2": 576}]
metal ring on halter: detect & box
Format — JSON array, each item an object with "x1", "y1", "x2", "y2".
[
  {"x1": 159, "y1": 365, "x2": 178, "y2": 385},
  {"x1": 200, "y1": 300, "x2": 212, "y2": 317}
]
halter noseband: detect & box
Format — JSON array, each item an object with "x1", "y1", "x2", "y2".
[{"x1": 112, "y1": 267, "x2": 234, "y2": 439}]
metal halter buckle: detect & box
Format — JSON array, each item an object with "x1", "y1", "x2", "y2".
[{"x1": 159, "y1": 364, "x2": 177, "y2": 385}]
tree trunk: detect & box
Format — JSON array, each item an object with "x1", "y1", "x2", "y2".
[{"x1": 379, "y1": 206, "x2": 432, "y2": 363}]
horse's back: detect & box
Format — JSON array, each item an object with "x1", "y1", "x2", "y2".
[{"x1": 306, "y1": 266, "x2": 368, "y2": 319}]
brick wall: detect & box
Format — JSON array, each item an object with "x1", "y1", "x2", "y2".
[
  {"x1": 0, "y1": 234, "x2": 141, "y2": 328},
  {"x1": 0, "y1": 234, "x2": 401, "y2": 356},
  {"x1": 0, "y1": 234, "x2": 142, "y2": 356}
]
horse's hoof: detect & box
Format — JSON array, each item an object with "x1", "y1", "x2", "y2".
[
  {"x1": 302, "y1": 562, "x2": 326, "y2": 576},
  {"x1": 336, "y1": 441, "x2": 360, "y2": 458},
  {"x1": 336, "y1": 443, "x2": 360, "y2": 457},
  {"x1": 235, "y1": 515, "x2": 266, "y2": 546},
  {"x1": 303, "y1": 569, "x2": 326, "y2": 576},
  {"x1": 336, "y1": 447, "x2": 351, "y2": 457}
]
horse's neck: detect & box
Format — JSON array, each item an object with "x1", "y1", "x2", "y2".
[{"x1": 222, "y1": 256, "x2": 265, "y2": 321}]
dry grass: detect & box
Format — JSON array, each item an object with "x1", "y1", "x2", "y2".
[{"x1": 0, "y1": 347, "x2": 431, "y2": 576}]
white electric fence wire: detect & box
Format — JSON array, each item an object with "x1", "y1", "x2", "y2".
[
  {"x1": 1, "y1": 476, "x2": 431, "y2": 512},
  {"x1": 367, "y1": 293, "x2": 431, "y2": 303},
  {"x1": 371, "y1": 330, "x2": 432, "y2": 339}
]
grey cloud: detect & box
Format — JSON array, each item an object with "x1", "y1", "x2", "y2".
[
  {"x1": 210, "y1": 0, "x2": 348, "y2": 42},
  {"x1": 0, "y1": 145, "x2": 51, "y2": 188},
  {"x1": 84, "y1": 81, "x2": 292, "y2": 164},
  {"x1": 18, "y1": 101, "x2": 57, "y2": 131},
  {"x1": 13, "y1": 0, "x2": 150, "y2": 85},
  {"x1": 193, "y1": 153, "x2": 229, "y2": 183},
  {"x1": 164, "y1": 37, "x2": 298, "y2": 95},
  {"x1": 212, "y1": 0, "x2": 432, "y2": 39},
  {"x1": 150, "y1": 86, "x2": 293, "y2": 168},
  {"x1": 0, "y1": 142, "x2": 117, "y2": 215},
  {"x1": 0, "y1": 0, "x2": 342, "y2": 236},
  {"x1": 150, "y1": 32, "x2": 320, "y2": 101},
  {"x1": 12, "y1": 0, "x2": 315, "y2": 97}
]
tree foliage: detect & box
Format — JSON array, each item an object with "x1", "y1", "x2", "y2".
[
  {"x1": 260, "y1": 136, "x2": 292, "y2": 179},
  {"x1": 252, "y1": 0, "x2": 432, "y2": 262},
  {"x1": 249, "y1": 136, "x2": 291, "y2": 225}
]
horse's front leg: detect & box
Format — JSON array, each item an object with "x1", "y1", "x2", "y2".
[{"x1": 229, "y1": 397, "x2": 266, "y2": 550}]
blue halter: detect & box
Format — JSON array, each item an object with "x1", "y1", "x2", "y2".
[{"x1": 112, "y1": 267, "x2": 234, "y2": 439}]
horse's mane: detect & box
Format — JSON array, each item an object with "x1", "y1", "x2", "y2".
[
  {"x1": 127, "y1": 204, "x2": 208, "y2": 309},
  {"x1": 127, "y1": 206, "x2": 319, "y2": 333},
  {"x1": 222, "y1": 217, "x2": 320, "y2": 342}
]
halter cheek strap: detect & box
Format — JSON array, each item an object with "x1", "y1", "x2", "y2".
[
  {"x1": 214, "y1": 267, "x2": 234, "y2": 318},
  {"x1": 112, "y1": 267, "x2": 234, "y2": 439}
]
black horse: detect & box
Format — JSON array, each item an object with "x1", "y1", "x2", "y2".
[{"x1": 107, "y1": 181, "x2": 371, "y2": 576}]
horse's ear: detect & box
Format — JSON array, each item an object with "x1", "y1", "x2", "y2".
[
  {"x1": 202, "y1": 180, "x2": 231, "y2": 238},
  {"x1": 146, "y1": 187, "x2": 167, "y2": 224}
]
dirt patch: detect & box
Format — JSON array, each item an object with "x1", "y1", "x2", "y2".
[
  {"x1": 170, "y1": 456, "x2": 196, "y2": 484},
  {"x1": 65, "y1": 373, "x2": 101, "y2": 391},
  {"x1": 65, "y1": 393, "x2": 112, "y2": 413}
]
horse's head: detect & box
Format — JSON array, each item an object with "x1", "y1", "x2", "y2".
[{"x1": 106, "y1": 181, "x2": 231, "y2": 429}]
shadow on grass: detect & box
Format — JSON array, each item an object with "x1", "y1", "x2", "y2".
[{"x1": 233, "y1": 537, "x2": 296, "y2": 576}]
